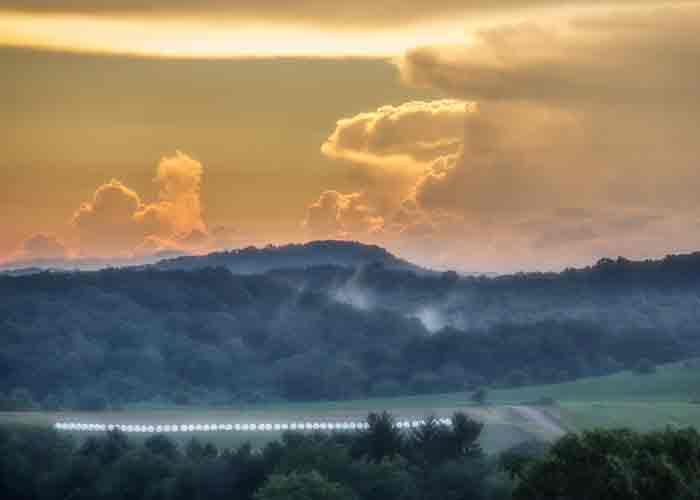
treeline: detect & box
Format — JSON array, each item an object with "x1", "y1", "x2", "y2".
[
  {"x1": 1, "y1": 263, "x2": 697, "y2": 409},
  {"x1": 2, "y1": 414, "x2": 699, "y2": 500}
]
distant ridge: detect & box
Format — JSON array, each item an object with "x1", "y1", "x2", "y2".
[
  {"x1": 0, "y1": 267, "x2": 46, "y2": 277},
  {"x1": 151, "y1": 240, "x2": 425, "y2": 274},
  {"x1": 0, "y1": 251, "x2": 186, "y2": 274}
]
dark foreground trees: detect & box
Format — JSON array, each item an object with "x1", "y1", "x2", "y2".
[
  {"x1": 0, "y1": 412, "x2": 509, "y2": 500},
  {"x1": 3, "y1": 414, "x2": 699, "y2": 500},
  {"x1": 505, "y1": 427, "x2": 700, "y2": 500},
  {"x1": 255, "y1": 471, "x2": 355, "y2": 500}
]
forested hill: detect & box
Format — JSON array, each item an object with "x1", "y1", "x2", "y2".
[
  {"x1": 151, "y1": 240, "x2": 425, "y2": 274},
  {"x1": 1, "y1": 249, "x2": 700, "y2": 410},
  {"x1": 268, "y1": 251, "x2": 700, "y2": 332}
]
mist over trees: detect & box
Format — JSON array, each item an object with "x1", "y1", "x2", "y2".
[{"x1": 1, "y1": 242, "x2": 699, "y2": 409}]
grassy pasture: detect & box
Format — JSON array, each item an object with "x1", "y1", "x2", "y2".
[
  {"x1": 489, "y1": 359, "x2": 700, "y2": 404},
  {"x1": 1, "y1": 359, "x2": 698, "y2": 453},
  {"x1": 490, "y1": 359, "x2": 700, "y2": 432}
]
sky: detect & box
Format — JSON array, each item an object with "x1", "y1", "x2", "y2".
[{"x1": 2, "y1": 0, "x2": 700, "y2": 272}]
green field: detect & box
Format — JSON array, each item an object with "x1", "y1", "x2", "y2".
[
  {"x1": 490, "y1": 359, "x2": 700, "y2": 403},
  {"x1": 489, "y1": 359, "x2": 700, "y2": 432},
  {"x1": 2, "y1": 359, "x2": 698, "y2": 453}
]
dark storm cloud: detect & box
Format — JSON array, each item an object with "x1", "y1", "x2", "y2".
[{"x1": 399, "y1": 6, "x2": 700, "y2": 110}]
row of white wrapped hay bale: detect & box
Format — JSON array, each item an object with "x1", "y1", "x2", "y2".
[{"x1": 54, "y1": 418, "x2": 452, "y2": 433}]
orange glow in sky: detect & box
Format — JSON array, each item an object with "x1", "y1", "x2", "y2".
[
  {"x1": 0, "y1": 5, "x2": 637, "y2": 59},
  {"x1": 0, "y1": 12, "x2": 481, "y2": 58},
  {"x1": 3, "y1": 2, "x2": 700, "y2": 272}
]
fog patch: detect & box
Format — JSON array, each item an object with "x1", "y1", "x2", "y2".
[
  {"x1": 331, "y1": 264, "x2": 378, "y2": 310},
  {"x1": 332, "y1": 284, "x2": 373, "y2": 310},
  {"x1": 411, "y1": 306, "x2": 449, "y2": 333}
]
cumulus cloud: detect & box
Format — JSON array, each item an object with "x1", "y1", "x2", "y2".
[
  {"x1": 315, "y1": 5, "x2": 700, "y2": 271},
  {"x1": 9, "y1": 233, "x2": 70, "y2": 263},
  {"x1": 319, "y1": 100, "x2": 481, "y2": 214},
  {"x1": 319, "y1": 99, "x2": 583, "y2": 222},
  {"x1": 154, "y1": 151, "x2": 205, "y2": 233},
  {"x1": 314, "y1": 100, "x2": 588, "y2": 268},
  {"x1": 73, "y1": 180, "x2": 147, "y2": 256},
  {"x1": 322, "y1": 100, "x2": 474, "y2": 168},
  {"x1": 304, "y1": 191, "x2": 384, "y2": 239},
  {"x1": 400, "y1": 95, "x2": 700, "y2": 269},
  {"x1": 413, "y1": 102, "x2": 585, "y2": 217},
  {"x1": 73, "y1": 151, "x2": 209, "y2": 257},
  {"x1": 401, "y1": 6, "x2": 700, "y2": 219}
]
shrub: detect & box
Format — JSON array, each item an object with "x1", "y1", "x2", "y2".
[
  {"x1": 254, "y1": 471, "x2": 355, "y2": 500},
  {"x1": 471, "y1": 387, "x2": 488, "y2": 405},
  {"x1": 634, "y1": 358, "x2": 656, "y2": 374}
]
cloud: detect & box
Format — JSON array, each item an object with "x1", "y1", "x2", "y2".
[
  {"x1": 0, "y1": 1, "x2": 668, "y2": 28},
  {"x1": 135, "y1": 150, "x2": 206, "y2": 237},
  {"x1": 399, "y1": 95, "x2": 700, "y2": 269},
  {"x1": 155, "y1": 151, "x2": 204, "y2": 233},
  {"x1": 413, "y1": 102, "x2": 584, "y2": 217},
  {"x1": 73, "y1": 180, "x2": 146, "y2": 256},
  {"x1": 315, "y1": 99, "x2": 589, "y2": 268},
  {"x1": 2, "y1": 151, "x2": 249, "y2": 266},
  {"x1": 322, "y1": 100, "x2": 474, "y2": 168},
  {"x1": 8, "y1": 233, "x2": 70, "y2": 263},
  {"x1": 321, "y1": 100, "x2": 583, "y2": 222},
  {"x1": 304, "y1": 191, "x2": 384, "y2": 239},
  {"x1": 531, "y1": 224, "x2": 597, "y2": 250},
  {"x1": 320, "y1": 100, "x2": 480, "y2": 213},
  {"x1": 73, "y1": 151, "x2": 209, "y2": 257},
  {"x1": 315, "y1": 5, "x2": 700, "y2": 271},
  {"x1": 131, "y1": 231, "x2": 208, "y2": 258},
  {"x1": 400, "y1": 6, "x2": 700, "y2": 221},
  {"x1": 131, "y1": 235, "x2": 186, "y2": 258},
  {"x1": 398, "y1": 5, "x2": 700, "y2": 111}
]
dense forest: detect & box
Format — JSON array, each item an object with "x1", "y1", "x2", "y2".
[
  {"x1": 1, "y1": 242, "x2": 700, "y2": 409},
  {"x1": 2, "y1": 413, "x2": 698, "y2": 500}
]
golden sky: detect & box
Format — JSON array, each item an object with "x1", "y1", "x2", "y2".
[{"x1": 2, "y1": 1, "x2": 700, "y2": 272}]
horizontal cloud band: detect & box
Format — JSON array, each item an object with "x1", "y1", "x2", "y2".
[{"x1": 0, "y1": 1, "x2": 666, "y2": 27}]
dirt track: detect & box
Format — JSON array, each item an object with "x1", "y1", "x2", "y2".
[{"x1": 506, "y1": 406, "x2": 567, "y2": 438}]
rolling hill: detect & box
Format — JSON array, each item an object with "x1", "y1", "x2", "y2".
[
  {"x1": 1, "y1": 246, "x2": 700, "y2": 411},
  {"x1": 151, "y1": 240, "x2": 425, "y2": 274}
]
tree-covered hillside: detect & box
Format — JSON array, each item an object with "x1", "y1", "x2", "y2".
[
  {"x1": 2, "y1": 248, "x2": 700, "y2": 410},
  {"x1": 269, "y1": 251, "x2": 700, "y2": 332},
  {"x1": 151, "y1": 240, "x2": 424, "y2": 275}
]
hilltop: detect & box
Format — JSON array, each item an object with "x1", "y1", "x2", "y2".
[{"x1": 151, "y1": 240, "x2": 425, "y2": 274}]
